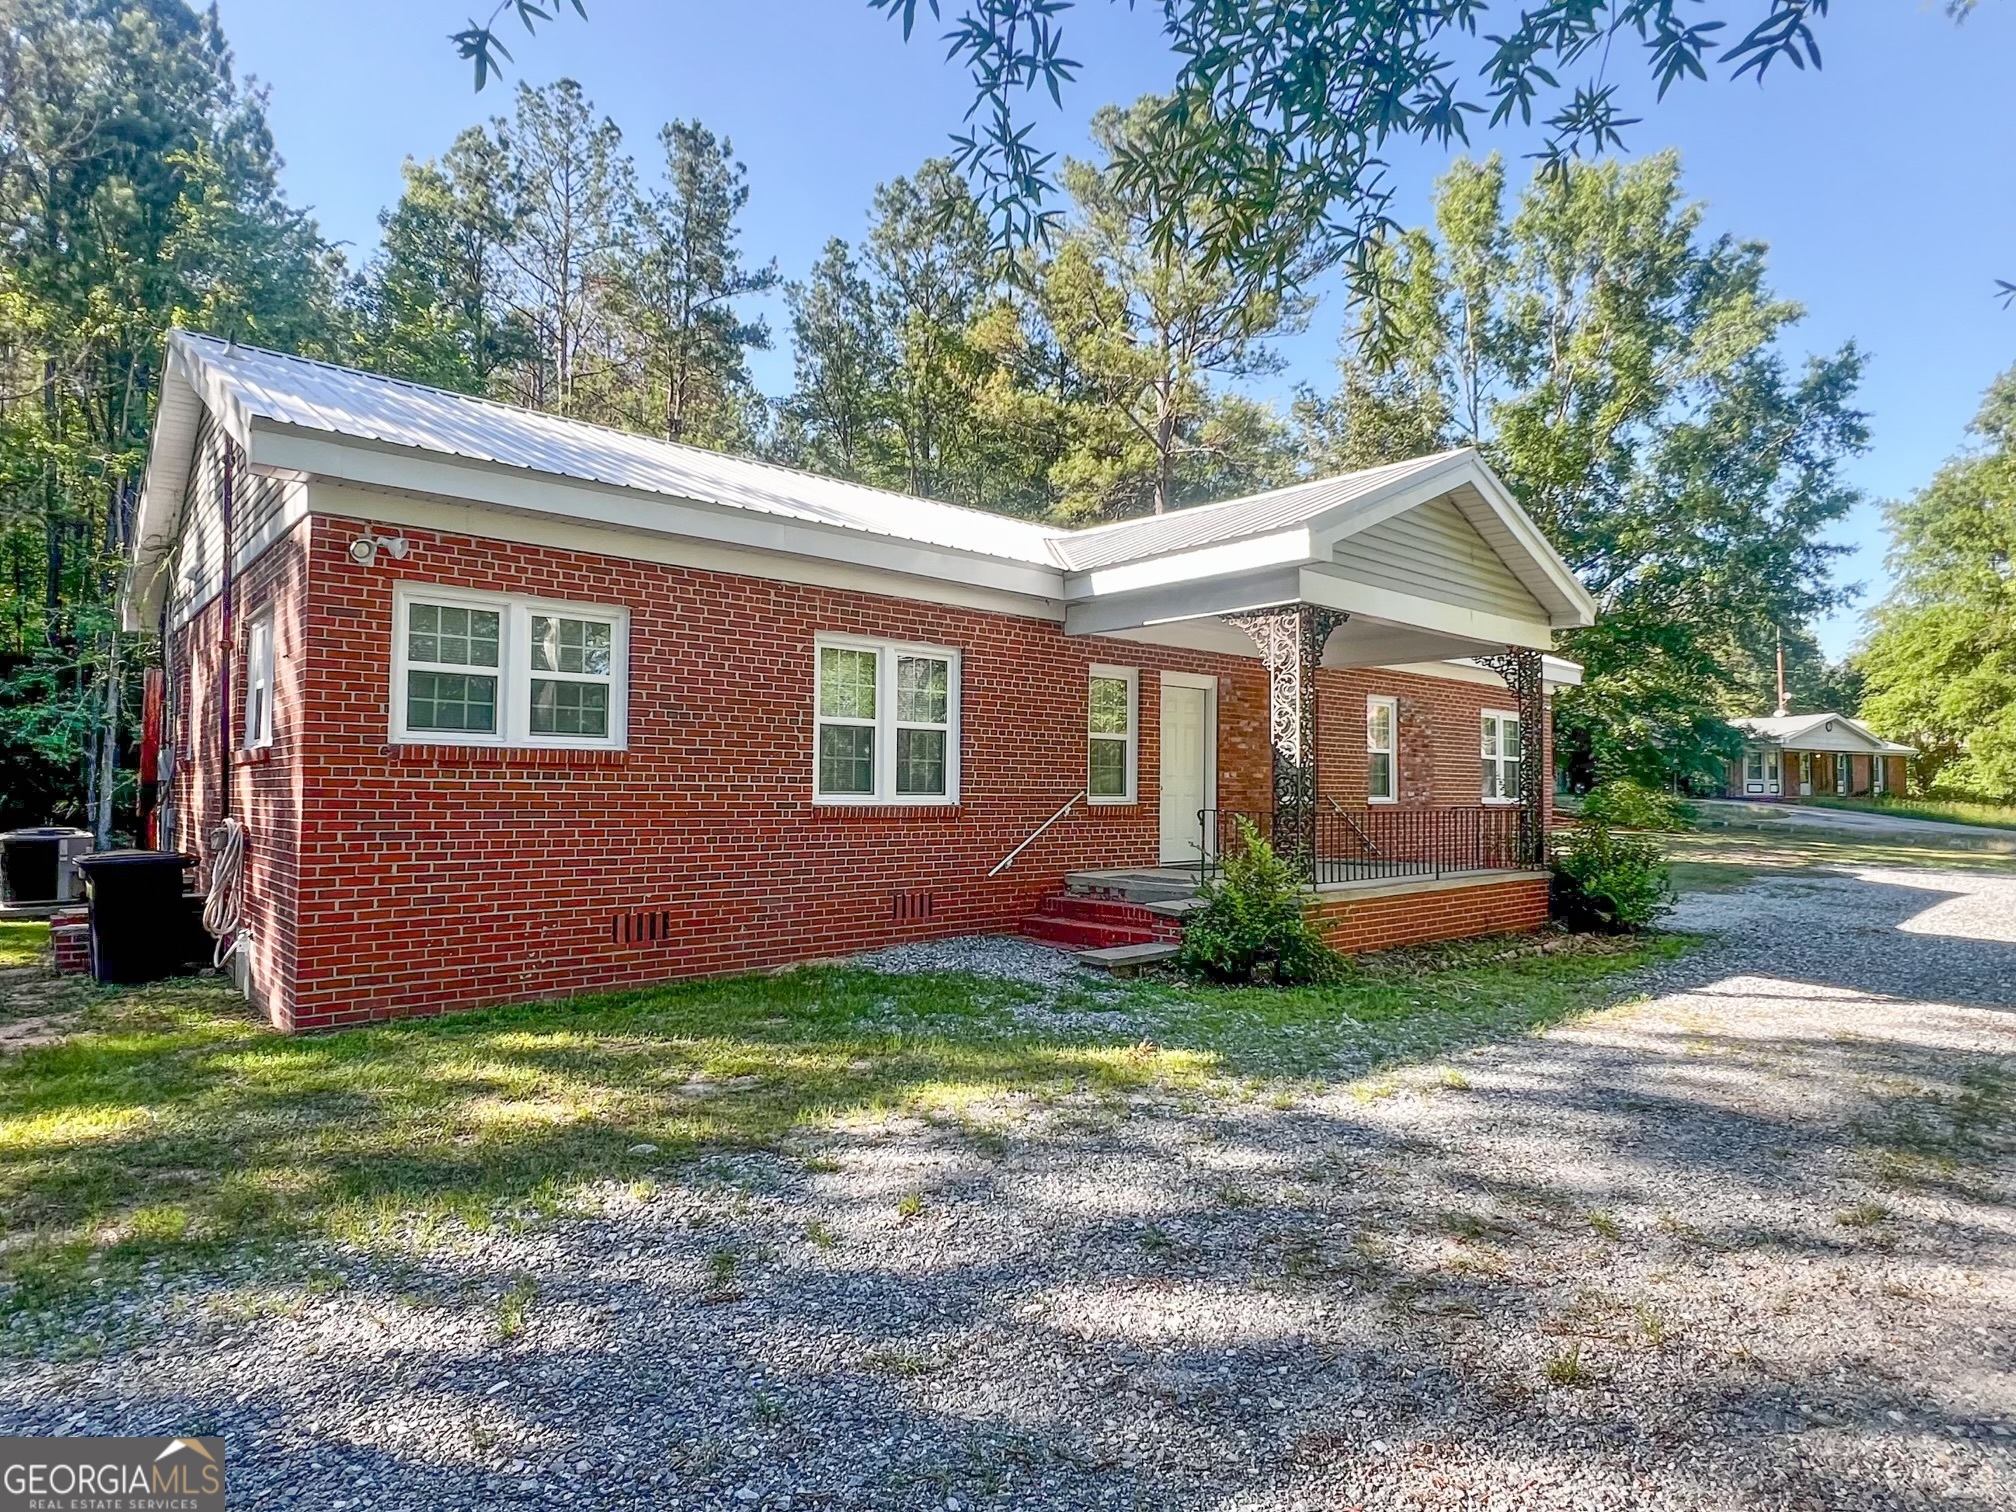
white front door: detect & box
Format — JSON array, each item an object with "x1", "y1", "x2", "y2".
[{"x1": 1158, "y1": 674, "x2": 1216, "y2": 865}]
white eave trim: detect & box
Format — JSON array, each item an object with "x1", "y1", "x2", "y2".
[{"x1": 251, "y1": 423, "x2": 1069, "y2": 607}]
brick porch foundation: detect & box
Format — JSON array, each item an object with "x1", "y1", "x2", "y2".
[{"x1": 1306, "y1": 871, "x2": 1551, "y2": 954}]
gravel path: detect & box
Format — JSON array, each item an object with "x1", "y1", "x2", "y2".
[{"x1": 5, "y1": 862, "x2": 2013, "y2": 1510}]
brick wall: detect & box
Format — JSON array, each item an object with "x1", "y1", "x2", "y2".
[
  {"x1": 166, "y1": 522, "x2": 309, "y2": 1022},
  {"x1": 1308, "y1": 874, "x2": 1551, "y2": 954},
  {"x1": 1315, "y1": 666, "x2": 1554, "y2": 824},
  {"x1": 167, "y1": 511, "x2": 1556, "y2": 1030}
]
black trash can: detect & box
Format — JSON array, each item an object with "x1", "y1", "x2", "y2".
[
  {"x1": 74, "y1": 851, "x2": 192, "y2": 984},
  {"x1": 2, "y1": 827, "x2": 87, "y2": 904}
]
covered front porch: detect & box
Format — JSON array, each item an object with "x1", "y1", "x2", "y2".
[{"x1": 1056, "y1": 453, "x2": 1597, "y2": 882}]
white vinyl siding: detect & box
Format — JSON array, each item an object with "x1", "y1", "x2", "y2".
[
  {"x1": 167, "y1": 407, "x2": 306, "y2": 631},
  {"x1": 1481, "y1": 709, "x2": 1521, "y2": 803},
  {"x1": 1087, "y1": 666, "x2": 1137, "y2": 803},
  {"x1": 814, "y1": 636, "x2": 960, "y2": 804},
  {"x1": 1366, "y1": 695, "x2": 1397, "y2": 802},
  {"x1": 1332, "y1": 494, "x2": 1543, "y2": 621},
  {"x1": 391, "y1": 584, "x2": 628, "y2": 749}
]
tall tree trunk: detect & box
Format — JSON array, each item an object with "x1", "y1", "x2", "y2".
[{"x1": 95, "y1": 629, "x2": 119, "y2": 848}]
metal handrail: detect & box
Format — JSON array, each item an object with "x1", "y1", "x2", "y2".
[{"x1": 988, "y1": 790, "x2": 1086, "y2": 877}]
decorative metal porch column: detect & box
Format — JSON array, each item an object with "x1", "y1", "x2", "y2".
[
  {"x1": 1222, "y1": 605, "x2": 1349, "y2": 873},
  {"x1": 1477, "y1": 648, "x2": 1547, "y2": 868}
]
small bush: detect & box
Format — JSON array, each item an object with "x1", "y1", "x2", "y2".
[
  {"x1": 1577, "y1": 779, "x2": 1696, "y2": 832},
  {"x1": 1178, "y1": 818, "x2": 1344, "y2": 986},
  {"x1": 1549, "y1": 821, "x2": 1672, "y2": 933}
]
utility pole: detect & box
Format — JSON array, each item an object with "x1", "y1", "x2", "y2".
[{"x1": 1774, "y1": 629, "x2": 1789, "y2": 719}]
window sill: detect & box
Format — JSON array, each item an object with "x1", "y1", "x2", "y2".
[
  {"x1": 1085, "y1": 797, "x2": 1137, "y2": 809},
  {"x1": 383, "y1": 744, "x2": 629, "y2": 768},
  {"x1": 232, "y1": 746, "x2": 275, "y2": 767}
]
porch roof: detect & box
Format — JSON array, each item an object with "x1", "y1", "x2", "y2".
[{"x1": 1735, "y1": 713, "x2": 1914, "y2": 757}]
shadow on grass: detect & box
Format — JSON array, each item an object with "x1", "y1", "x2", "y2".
[{"x1": 0, "y1": 932, "x2": 1686, "y2": 1308}]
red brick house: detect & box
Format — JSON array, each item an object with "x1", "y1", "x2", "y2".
[
  {"x1": 1723, "y1": 714, "x2": 1914, "y2": 802},
  {"x1": 122, "y1": 333, "x2": 1596, "y2": 1030}
]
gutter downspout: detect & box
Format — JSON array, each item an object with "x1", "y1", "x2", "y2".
[{"x1": 217, "y1": 438, "x2": 234, "y2": 825}]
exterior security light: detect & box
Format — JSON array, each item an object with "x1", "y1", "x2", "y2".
[{"x1": 348, "y1": 534, "x2": 411, "y2": 566}]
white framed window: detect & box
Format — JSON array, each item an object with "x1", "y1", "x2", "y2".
[
  {"x1": 1874, "y1": 757, "x2": 1887, "y2": 795},
  {"x1": 814, "y1": 635, "x2": 959, "y2": 804},
  {"x1": 1366, "y1": 695, "x2": 1397, "y2": 803},
  {"x1": 243, "y1": 609, "x2": 275, "y2": 750},
  {"x1": 1481, "y1": 709, "x2": 1522, "y2": 803},
  {"x1": 1835, "y1": 753, "x2": 1851, "y2": 793},
  {"x1": 391, "y1": 584, "x2": 628, "y2": 749},
  {"x1": 1087, "y1": 665, "x2": 1137, "y2": 803},
  {"x1": 1745, "y1": 748, "x2": 1766, "y2": 782}
]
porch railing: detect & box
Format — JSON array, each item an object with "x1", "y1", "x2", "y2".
[{"x1": 1198, "y1": 805, "x2": 1529, "y2": 886}]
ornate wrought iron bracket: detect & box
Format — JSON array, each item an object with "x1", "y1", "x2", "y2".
[
  {"x1": 1222, "y1": 604, "x2": 1349, "y2": 869},
  {"x1": 1476, "y1": 647, "x2": 1547, "y2": 868}
]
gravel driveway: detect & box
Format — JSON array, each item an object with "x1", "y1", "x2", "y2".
[{"x1": 5, "y1": 862, "x2": 2013, "y2": 1510}]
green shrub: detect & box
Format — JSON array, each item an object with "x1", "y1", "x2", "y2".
[
  {"x1": 1549, "y1": 821, "x2": 1673, "y2": 933},
  {"x1": 1577, "y1": 779, "x2": 1696, "y2": 832},
  {"x1": 1178, "y1": 818, "x2": 1344, "y2": 986}
]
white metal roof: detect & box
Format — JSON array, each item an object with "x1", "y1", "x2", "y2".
[
  {"x1": 127, "y1": 332, "x2": 1598, "y2": 646},
  {"x1": 1049, "y1": 452, "x2": 1471, "y2": 571},
  {"x1": 149, "y1": 332, "x2": 1062, "y2": 566}
]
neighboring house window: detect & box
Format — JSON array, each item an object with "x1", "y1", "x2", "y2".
[
  {"x1": 1745, "y1": 748, "x2": 1766, "y2": 783},
  {"x1": 1087, "y1": 666, "x2": 1136, "y2": 803},
  {"x1": 392, "y1": 585, "x2": 628, "y2": 748},
  {"x1": 1481, "y1": 710, "x2": 1521, "y2": 802},
  {"x1": 1874, "y1": 757, "x2": 1887, "y2": 795},
  {"x1": 243, "y1": 610, "x2": 275, "y2": 750},
  {"x1": 1835, "y1": 753, "x2": 1851, "y2": 793},
  {"x1": 814, "y1": 636, "x2": 959, "y2": 803},
  {"x1": 1366, "y1": 696, "x2": 1397, "y2": 803}
]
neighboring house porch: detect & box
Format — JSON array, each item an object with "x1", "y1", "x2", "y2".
[{"x1": 1725, "y1": 713, "x2": 1914, "y2": 802}]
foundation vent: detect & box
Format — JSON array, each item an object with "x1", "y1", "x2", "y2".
[
  {"x1": 891, "y1": 890, "x2": 937, "y2": 922},
  {"x1": 612, "y1": 909, "x2": 676, "y2": 946}
]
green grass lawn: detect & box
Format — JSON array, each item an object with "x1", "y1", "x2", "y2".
[
  {"x1": 0, "y1": 931, "x2": 1685, "y2": 1319},
  {"x1": 0, "y1": 921, "x2": 49, "y2": 970},
  {"x1": 1802, "y1": 795, "x2": 2016, "y2": 833},
  {"x1": 1665, "y1": 828, "x2": 2016, "y2": 891}
]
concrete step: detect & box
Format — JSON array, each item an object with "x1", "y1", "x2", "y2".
[
  {"x1": 1074, "y1": 941, "x2": 1182, "y2": 976},
  {"x1": 1063, "y1": 870, "x2": 1201, "y2": 905}
]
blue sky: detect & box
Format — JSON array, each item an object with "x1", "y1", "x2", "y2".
[{"x1": 221, "y1": 0, "x2": 2016, "y2": 660}]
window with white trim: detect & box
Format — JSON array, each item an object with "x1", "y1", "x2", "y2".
[
  {"x1": 1366, "y1": 695, "x2": 1397, "y2": 803},
  {"x1": 814, "y1": 637, "x2": 959, "y2": 803},
  {"x1": 1481, "y1": 710, "x2": 1521, "y2": 802},
  {"x1": 1087, "y1": 666, "x2": 1136, "y2": 803},
  {"x1": 243, "y1": 609, "x2": 275, "y2": 750},
  {"x1": 392, "y1": 585, "x2": 628, "y2": 748},
  {"x1": 1835, "y1": 753, "x2": 1851, "y2": 793}
]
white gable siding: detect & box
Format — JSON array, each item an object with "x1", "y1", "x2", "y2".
[
  {"x1": 1331, "y1": 495, "x2": 1544, "y2": 622},
  {"x1": 158, "y1": 409, "x2": 305, "y2": 632}
]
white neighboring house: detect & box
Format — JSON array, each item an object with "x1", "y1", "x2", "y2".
[{"x1": 1725, "y1": 713, "x2": 1915, "y2": 800}]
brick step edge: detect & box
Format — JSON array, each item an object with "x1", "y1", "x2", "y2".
[
  {"x1": 1029, "y1": 894, "x2": 1183, "y2": 937},
  {"x1": 1019, "y1": 915, "x2": 1165, "y2": 951}
]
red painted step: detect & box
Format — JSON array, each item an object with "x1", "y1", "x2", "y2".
[
  {"x1": 1016, "y1": 891, "x2": 1182, "y2": 951},
  {"x1": 1020, "y1": 914, "x2": 1163, "y2": 951}
]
